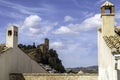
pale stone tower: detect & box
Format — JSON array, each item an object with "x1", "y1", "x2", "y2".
[
  {"x1": 6, "y1": 25, "x2": 18, "y2": 48},
  {"x1": 101, "y1": 1, "x2": 115, "y2": 36}
]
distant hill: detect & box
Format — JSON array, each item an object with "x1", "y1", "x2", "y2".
[
  {"x1": 66, "y1": 66, "x2": 98, "y2": 74},
  {"x1": 18, "y1": 44, "x2": 66, "y2": 73}
]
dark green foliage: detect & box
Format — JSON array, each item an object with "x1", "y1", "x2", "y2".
[
  {"x1": 18, "y1": 44, "x2": 66, "y2": 73},
  {"x1": 39, "y1": 49, "x2": 66, "y2": 73}
]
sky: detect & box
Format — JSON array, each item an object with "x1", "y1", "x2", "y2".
[{"x1": 0, "y1": 0, "x2": 120, "y2": 68}]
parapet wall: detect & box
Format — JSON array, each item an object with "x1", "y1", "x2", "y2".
[{"x1": 10, "y1": 73, "x2": 98, "y2": 80}]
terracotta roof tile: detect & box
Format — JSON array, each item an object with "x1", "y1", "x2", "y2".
[{"x1": 103, "y1": 27, "x2": 120, "y2": 53}]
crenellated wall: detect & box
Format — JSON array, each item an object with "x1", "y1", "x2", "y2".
[{"x1": 10, "y1": 73, "x2": 98, "y2": 80}]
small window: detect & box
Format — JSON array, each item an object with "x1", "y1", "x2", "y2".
[
  {"x1": 8, "y1": 30, "x2": 12, "y2": 36},
  {"x1": 105, "y1": 7, "x2": 112, "y2": 14},
  {"x1": 105, "y1": 9, "x2": 110, "y2": 14}
]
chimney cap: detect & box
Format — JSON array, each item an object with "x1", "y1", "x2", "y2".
[{"x1": 101, "y1": 1, "x2": 114, "y2": 7}]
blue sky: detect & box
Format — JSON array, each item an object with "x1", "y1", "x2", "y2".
[{"x1": 0, "y1": 0, "x2": 120, "y2": 68}]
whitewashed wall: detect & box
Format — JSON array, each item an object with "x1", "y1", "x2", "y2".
[{"x1": 98, "y1": 31, "x2": 117, "y2": 80}]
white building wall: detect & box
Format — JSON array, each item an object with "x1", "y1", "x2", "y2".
[
  {"x1": 6, "y1": 26, "x2": 18, "y2": 48},
  {"x1": 98, "y1": 31, "x2": 117, "y2": 80},
  {"x1": 0, "y1": 47, "x2": 47, "y2": 80},
  {"x1": 113, "y1": 54, "x2": 120, "y2": 80},
  {"x1": 102, "y1": 15, "x2": 115, "y2": 36}
]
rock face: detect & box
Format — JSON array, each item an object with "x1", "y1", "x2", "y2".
[
  {"x1": 10, "y1": 73, "x2": 98, "y2": 80},
  {"x1": 18, "y1": 44, "x2": 66, "y2": 73}
]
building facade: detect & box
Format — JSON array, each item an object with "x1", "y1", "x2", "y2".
[
  {"x1": 98, "y1": 1, "x2": 120, "y2": 80},
  {"x1": 0, "y1": 26, "x2": 47, "y2": 80}
]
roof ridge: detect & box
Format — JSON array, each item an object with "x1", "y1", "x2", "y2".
[{"x1": 101, "y1": 1, "x2": 114, "y2": 7}]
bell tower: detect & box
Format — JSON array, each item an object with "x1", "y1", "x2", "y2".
[
  {"x1": 6, "y1": 25, "x2": 18, "y2": 48},
  {"x1": 101, "y1": 1, "x2": 115, "y2": 36},
  {"x1": 45, "y1": 38, "x2": 49, "y2": 51}
]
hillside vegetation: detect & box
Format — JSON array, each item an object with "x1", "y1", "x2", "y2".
[
  {"x1": 18, "y1": 44, "x2": 65, "y2": 73},
  {"x1": 66, "y1": 66, "x2": 98, "y2": 74}
]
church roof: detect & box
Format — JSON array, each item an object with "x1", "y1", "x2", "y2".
[
  {"x1": 0, "y1": 44, "x2": 10, "y2": 54},
  {"x1": 101, "y1": 1, "x2": 114, "y2": 7},
  {"x1": 103, "y1": 27, "x2": 120, "y2": 53}
]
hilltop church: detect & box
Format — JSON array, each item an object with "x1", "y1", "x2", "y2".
[
  {"x1": 0, "y1": 26, "x2": 47, "y2": 80},
  {"x1": 98, "y1": 1, "x2": 120, "y2": 80}
]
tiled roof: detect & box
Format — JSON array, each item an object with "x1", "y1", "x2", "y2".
[
  {"x1": 0, "y1": 44, "x2": 10, "y2": 54},
  {"x1": 103, "y1": 27, "x2": 120, "y2": 53}
]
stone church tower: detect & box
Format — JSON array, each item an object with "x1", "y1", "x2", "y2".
[{"x1": 6, "y1": 25, "x2": 18, "y2": 48}]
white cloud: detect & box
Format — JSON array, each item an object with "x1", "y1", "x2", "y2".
[
  {"x1": 24, "y1": 15, "x2": 42, "y2": 27},
  {"x1": 53, "y1": 14, "x2": 101, "y2": 35},
  {"x1": 50, "y1": 42, "x2": 64, "y2": 49},
  {"x1": 29, "y1": 27, "x2": 40, "y2": 34},
  {"x1": 64, "y1": 16, "x2": 74, "y2": 22},
  {"x1": 52, "y1": 26, "x2": 78, "y2": 34},
  {"x1": 20, "y1": 15, "x2": 55, "y2": 36},
  {"x1": 20, "y1": 15, "x2": 42, "y2": 35},
  {"x1": 115, "y1": 11, "x2": 120, "y2": 19},
  {"x1": 81, "y1": 14, "x2": 101, "y2": 30},
  {"x1": 68, "y1": 14, "x2": 101, "y2": 31}
]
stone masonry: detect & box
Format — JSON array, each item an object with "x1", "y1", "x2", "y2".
[{"x1": 10, "y1": 73, "x2": 98, "y2": 80}]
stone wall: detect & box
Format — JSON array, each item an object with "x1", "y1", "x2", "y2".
[{"x1": 10, "y1": 73, "x2": 98, "y2": 80}]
